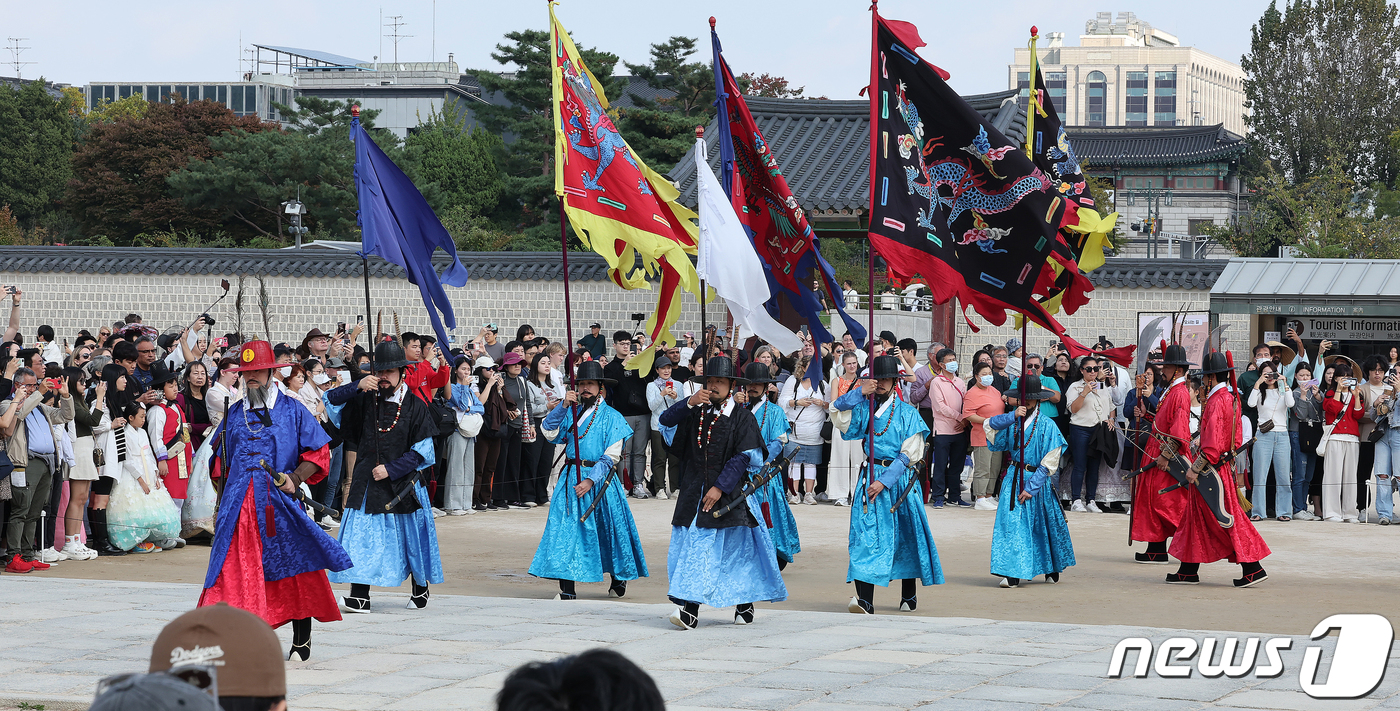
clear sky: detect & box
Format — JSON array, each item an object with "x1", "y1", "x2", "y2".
[{"x1": 4, "y1": 1, "x2": 1270, "y2": 97}]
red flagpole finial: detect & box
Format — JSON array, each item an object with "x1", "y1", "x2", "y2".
[
  {"x1": 351, "y1": 104, "x2": 360, "y2": 118},
  {"x1": 1030, "y1": 26, "x2": 1039, "y2": 37},
  {"x1": 695, "y1": 125, "x2": 704, "y2": 138},
  {"x1": 709, "y1": 16, "x2": 716, "y2": 28}
]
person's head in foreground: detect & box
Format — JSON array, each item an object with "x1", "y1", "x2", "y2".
[
  {"x1": 496, "y1": 648, "x2": 663, "y2": 711},
  {"x1": 148, "y1": 603, "x2": 287, "y2": 711}
]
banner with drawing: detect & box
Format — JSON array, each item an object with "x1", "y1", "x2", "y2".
[{"x1": 1137, "y1": 312, "x2": 1210, "y2": 373}]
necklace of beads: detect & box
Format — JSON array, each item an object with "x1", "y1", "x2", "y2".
[
  {"x1": 566, "y1": 405, "x2": 599, "y2": 460},
  {"x1": 377, "y1": 401, "x2": 402, "y2": 433},
  {"x1": 874, "y1": 398, "x2": 894, "y2": 437},
  {"x1": 697, "y1": 405, "x2": 719, "y2": 449}
]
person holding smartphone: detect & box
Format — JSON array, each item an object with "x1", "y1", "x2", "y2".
[
  {"x1": 1247, "y1": 361, "x2": 1294, "y2": 520},
  {"x1": 1289, "y1": 364, "x2": 1323, "y2": 520},
  {"x1": 1065, "y1": 356, "x2": 1115, "y2": 513},
  {"x1": 1321, "y1": 364, "x2": 1365, "y2": 522},
  {"x1": 1369, "y1": 364, "x2": 1400, "y2": 525}
]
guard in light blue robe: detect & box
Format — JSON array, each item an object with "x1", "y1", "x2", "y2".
[
  {"x1": 528, "y1": 371, "x2": 648, "y2": 600},
  {"x1": 743, "y1": 370, "x2": 801, "y2": 567},
  {"x1": 832, "y1": 355, "x2": 943, "y2": 615},
  {"x1": 986, "y1": 378, "x2": 1076, "y2": 587}
]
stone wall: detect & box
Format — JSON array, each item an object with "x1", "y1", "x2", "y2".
[{"x1": 0, "y1": 270, "x2": 730, "y2": 350}]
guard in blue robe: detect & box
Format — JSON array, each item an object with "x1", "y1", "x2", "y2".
[
  {"x1": 832, "y1": 355, "x2": 943, "y2": 614},
  {"x1": 528, "y1": 360, "x2": 648, "y2": 599},
  {"x1": 326, "y1": 341, "x2": 444, "y2": 612},
  {"x1": 740, "y1": 363, "x2": 801, "y2": 568},
  {"x1": 660, "y1": 357, "x2": 787, "y2": 630},
  {"x1": 986, "y1": 374, "x2": 1076, "y2": 587}
]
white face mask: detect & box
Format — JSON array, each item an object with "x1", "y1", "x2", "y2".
[
  {"x1": 945, "y1": 361, "x2": 959, "y2": 375},
  {"x1": 278, "y1": 366, "x2": 292, "y2": 378},
  {"x1": 979, "y1": 374, "x2": 994, "y2": 387},
  {"x1": 1256, "y1": 357, "x2": 1270, "y2": 367},
  {"x1": 312, "y1": 372, "x2": 331, "y2": 385}
]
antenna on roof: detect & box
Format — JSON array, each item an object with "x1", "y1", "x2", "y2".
[{"x1": 7, "y1": 37, "x2": 34, "y2": 79}]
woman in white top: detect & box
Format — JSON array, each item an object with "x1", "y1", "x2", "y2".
[
  {"x1": 1247, "y1": 360, "x2": 1295, "y2": 521},
  {"x1": 205, "y1": 356, "x2": 241, "y2": 429},
  {"x1": 825, "y1": 351, "x2": 863, "y2": 507},
  {"x1": 780, "y1": 345, "x2": 828, "y2": 505},
  {"x1": 1064, "y1": 355, "x2": 1115, "y2": 513}
]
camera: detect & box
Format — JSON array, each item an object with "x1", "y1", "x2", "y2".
[{"x1": 200, "y1": 313, "x2": 216, "y2": 327}]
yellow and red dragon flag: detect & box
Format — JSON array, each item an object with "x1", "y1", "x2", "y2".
[{"x1": 551, "y1": 3, "x2": 699, "y2": 375}]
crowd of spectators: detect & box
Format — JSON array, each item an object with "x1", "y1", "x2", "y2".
[{"x1": 4, "y1": 283, "x2": 1397, "y2": 577}]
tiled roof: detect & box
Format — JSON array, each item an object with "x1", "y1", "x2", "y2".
[
  {"x1": 0, "y1": 247, "x2": 613, "y2": 281},
  {"x1": 668, "y1": 91, "x2": 1025, "y2": 213},
  {"x1": 610, "y1": 75, "x2": 677, "y2": 110},
  {"x1": 1066, "y1": 125, "x2": 1246, "y2": 168},
  {"x1": 1088, "y1": 258, "x2": 1227, "y2": 289}
]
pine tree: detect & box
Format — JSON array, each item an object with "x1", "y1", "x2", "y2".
[{"x1": 0, "y1": 79, "x2": 76, "y2": 226}]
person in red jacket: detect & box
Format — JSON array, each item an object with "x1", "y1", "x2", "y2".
[
  {"x1": 1167, "y1": 351, "x2": 1270, "y2": 587},
  {"x1": 401, "y1": 332, "x2": 450, "y2": 405},
  {"x1": 1131, "y1": 342, "x2": 1193, "y2": 564},
  {"x1": 1321, "y1": 363, "x2": 1366, "y2": 522}
]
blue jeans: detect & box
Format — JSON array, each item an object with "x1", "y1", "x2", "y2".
[
  {"x1": 1251, "y1": 429, "x2": 1291, "y2": 517},
  {"x1": 1372, "y1": 427, "x2": 1400, "y2": 521},
  {"x1": 1067, "y1": 423, "x2": 1101, "y2": 501},
  {"x1": 931, "y1": 431, "x2": 969, "y2": 504},
  {"x1": 320, "y1": 444, "x2": 344, "y2": 511},
  {"x1": 1289, "y1": 430, "x2": 1313, "y2": 515}
]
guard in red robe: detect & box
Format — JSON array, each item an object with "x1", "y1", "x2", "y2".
[
  {"x1": 198, "y1": 340, "x2": 352, "y2": 662},
  {"x1": 1167, "y1": 351, "x2": 1270, "y2": 586},
  {"x1": 1131, "y1": 343, "x2": 1192, "y2": 564}
]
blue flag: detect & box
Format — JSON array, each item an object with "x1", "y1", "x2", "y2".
[{"x1": 352, "y1": 116, "x2": 469, "y2": 349}]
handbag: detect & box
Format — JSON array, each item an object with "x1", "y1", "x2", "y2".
[
  {"x1": 456, "y1": 409, "x2": 484, "y2": 438},
  {"x1": 1315, "y1": 423, "x2": 1335, "y2": 457},
  {"x1": 0, "y1": 446, "x2": 12, "y2": 482},
  {"x1": 521, "y1": 407, "x2": 537, "y2": 443},
  {"x1": 429, "y1": 396, "x2": 458, "y2": 437}
]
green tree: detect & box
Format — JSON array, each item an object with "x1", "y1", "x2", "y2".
[
  {"x1": 0, "y1": 79, "x2": 76, "y2": 226},
  {"x1": 405, "y1": 103, "x2": 502, "y2": 217},
  {"x1": 66, "y1": 98, "x2": 271, "y2": 243},
  {"x1": 616, "y1": 36, "x2": 715, "y2": 171},
  {"x1": 469, "y1": 29, "x2": 622, "y2": 247},
  {"x1": 1242, "y1": 0, "x2": 1400, "y2": 185}
]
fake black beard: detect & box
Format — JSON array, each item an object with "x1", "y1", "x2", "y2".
[
  {"x1": 579, "y1": 393, "x2": 599, "y2": 409},
  {"x1": 873, "y1": 391, "x2": 892, "y2": 406}
]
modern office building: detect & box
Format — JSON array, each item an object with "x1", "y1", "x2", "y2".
[
  {"x1": 1009, "y1": 12, "x2": 1246, "y2": 135},
  {"x1": 84, "y1": 75, "x2": 297, "y2": 123}
]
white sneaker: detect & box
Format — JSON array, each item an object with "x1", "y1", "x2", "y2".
[
  {"x1": 321, "y1": 515, "x2": 341, "y2": 527},
  {"x1": 804, "y1": 492, "x2": 817, "y2": 505},
  {"x1": 1358, "y1": 511, "x2": 1369, "y2": 524},
  {"x1": 815, "y1": 492, "x2": 829, "y2": 502},
  {"x1": 788, "y1": 493, "x2": 801, "y2": 505},
  {"x1": 833, "y1": 498, "x2": 847, "y2": 507},
  {"x1": 38, "y1": 547, "x2": 66, "y2": 563},
  {"x1": 432, "y1": 507, "x2": 447, "y2": 518},
  {"x1": 1344, "y1": 516, "x2": 1360, "y2": 523},
  {"x1": 61, "y1": 540, "x2": 97, "y2": 561},
  {"x1": 446, "y1": 509, "x2": 469, "y2": 516},
  {"x1": 656, "y1": 489, "x2": 669, "y2": 500},
  {"x1": 973, "y1": 497, "x2": 996, "y2": 511},
  {"x1": 631, "y1": 486, "x2": 650, "y2": 499},
  {"x1": 1293, "y1": 510, "x2": 1318, "y2": 521},
  {"x1": 1086, "y1": 501, "x2": 1103, "y2": 514},
  {"x1": 1070, "y1": 499, "x2": 1088, "y2": 513},
  {"x1": 158, "y1": 538, "x2": 186, "y2": 550},
  {"x1": 1325, "y1": 515, "x2": 1344, "y2": 522}
]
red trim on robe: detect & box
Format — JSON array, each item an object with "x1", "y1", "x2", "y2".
[
  {"x1": 1131, "y1": 382, "x2": 1190, "y2": 542},
  {"x1": 198, "y1": 484, "x2": 341, "y2": 628},
  {"x1": 299, "y1": 444, "x2": 331, "y2": 485},
  {"x1": 1169, "y1": 388, "x2": 1271, "y2": 564}
]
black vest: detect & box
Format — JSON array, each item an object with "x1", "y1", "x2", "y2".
[
  {"x1": 668, "y1": 401, "x2": 763, "y2": 529},
  {"x1": 344, "y1": 392, "x2": 438, "y2": 515}
]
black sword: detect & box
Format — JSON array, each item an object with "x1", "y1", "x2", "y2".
[
  {"x1": 259, "y1": 460, "x2": 341, "y2": 521},
  {"x1": 888, "y1": 454, "x2": 929, "y2": 513},
  {"x1": 578, "y1": 465, "x2": 617, "y2": 523},
  {"x1": 711, "y1": 444, "x2": 802, "y2": 519}
]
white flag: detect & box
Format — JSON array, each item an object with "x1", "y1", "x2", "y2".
[{"x1": 694, "y1": 138, "x2": 804, "y2": 356}]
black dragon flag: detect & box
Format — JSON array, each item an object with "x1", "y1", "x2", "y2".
[{"x1": 865, "y1": 9, "x2": 1092, "y2": 343}]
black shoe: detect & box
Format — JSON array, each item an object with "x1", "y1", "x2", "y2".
[
  {"x1": 1233, "y1": 568, "x2": 1268, "y2": 588},
  {"x1": 96, "y1": 542, "x2": 128, "y2": 557},
  {"x1": 669, "y1": 604, "x2": 699, "y2": 630},
  {"x1": 998, "y1": 577, "x2": 1020, "y2": 588},
  {"x1": 342, "y1": 596, "x2": 372, "y2": 613},
  {"x1": 777, "y1": 558, "x2": 788, "y2": 572},
  {"x1": 509, "y1": 502, "x2": 529, "y2": 510},
  {"x1": 1165, "y1": 573, "x2": 1200, "y2": 585},
  {"x1": 485, "y1": 504, "x2": 500, "y2": 511},
  {"x1": 608, "y1": 579, "x2": 627, "y2": 598},
  {"x1": 288, "y1": 618, "x2": 311, "y2": 661},
  {"x1": 472, "y1": 504, "x2": 487, "y2": 511},
  {"x1": 1045, "y1": 572, "x2": 1060, "y2": 584},
  {"x1": 1135, "y1": 551, "x2": 1170, "y2": 565},
  {"x1": 407, "y1": 582, "x2": 429, "y2": 609},
  {"x1": 734, "y1": 603, "x2": 754, "y2": 625},
  {"x1": 847, "y1": 596, "x2": 874, "y2": 614},
  {"x1": 899, "y1": 596, "x2": 917, "y2": 612},
  {"x1": 554, "y1": 591, "x2": 578, "y2": 600}
]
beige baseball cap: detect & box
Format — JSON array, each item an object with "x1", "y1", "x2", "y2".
[{"x1": 149, "y1": 603, "x2": 285, "y2": 698}]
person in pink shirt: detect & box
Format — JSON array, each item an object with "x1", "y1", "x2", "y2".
[
  {"x1": 962, "y1": 362, "x2": 1007, "y2": 510},
  {"x1": 927, "y1": 348, "x2": 969, "y2": 508}
]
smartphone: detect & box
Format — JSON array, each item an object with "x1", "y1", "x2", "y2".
[
  {"x1": 3, "y1": 286, "x2": 15, "y2": 295},
  {"x1": 213, "y1": 337, "x2": 228, "y2": 349},
  {"x1": 356, "y1": 315, "x2": 364, "y2": 324},
  {"x1": 336, "y1": 321, "x2": 346, "y2": 335},
  {"x1": 45, "y1": 378, "x2": 61, "y2": 390}
]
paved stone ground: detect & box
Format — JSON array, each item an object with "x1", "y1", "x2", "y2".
[{"x1": 1, "y1": 577, "x2": 1397, "y2": 711}]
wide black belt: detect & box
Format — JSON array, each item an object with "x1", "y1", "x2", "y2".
[{"x1": 567, "y1": 459, "x2": 598, "y2": 468}]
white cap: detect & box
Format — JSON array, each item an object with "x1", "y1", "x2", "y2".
[{"x1": 474, "y1": 356, "x2": 496, "y2": 369}]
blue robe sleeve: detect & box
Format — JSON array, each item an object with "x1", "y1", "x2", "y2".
[
  {"x1": 658, "y1": 399, "x2": 691, "y2": 428},
  {"x1": 542, "y1": 402, "x2": 570, "y2": 432},
  {"x1": 988, "y1": 412, "x2": 1018, "y2": 431},
  {"x1": 716, "y1": 449, "x2": 757, "y2": 493},
  {"x1": 326, "y1": 382, "x2": 360, "y2": 406},
  {"x1": 1023, "y1": 464, "x2": 1053, "y2": 496},
  {"x1": 834, "y1": 389, "x2": 866, "y2": 411},
  {"x1": 876, "y1": 453, "x2": 911, "y2": 490},
  {"x1": 385, "y1": 449, "x2": 426, "y2": 481},
  {"x1": 322, "y1": 392, "x2": 346, "y2": 428},
  {"x1": 587, "y1": 458, "x2": 613, "y2": 485}
]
